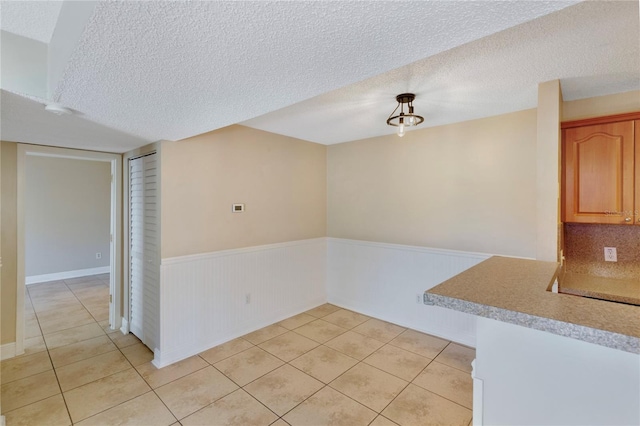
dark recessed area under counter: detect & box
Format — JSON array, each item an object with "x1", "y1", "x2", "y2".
[{"x1": 559, "y1": 271, "x2": 640, "y2": 306}]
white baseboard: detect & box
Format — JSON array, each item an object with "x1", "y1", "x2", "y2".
[
  {"x1": 152, "y1": 298, "x2": 325, "y2": 368},
  {"x1": 26, "y1": 266, "x2": 110, "y2": 285},
  {"x1": 120, "y1": 317, "x2": 130, "y2": 335},
  {"x1": 1, "y1": 342, "x2": 16, "y2": 360},
  {"x1": 328, "y1": 298, "x2": 476, "y2": 348}
]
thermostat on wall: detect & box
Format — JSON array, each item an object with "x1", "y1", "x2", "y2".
[{"x1": 232, "y1": 204, "x2": 245, "y2": 213}]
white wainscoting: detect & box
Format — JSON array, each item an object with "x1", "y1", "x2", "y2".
[
  {"x1": 155, "y1": 238, "x2": 327, "y2": 367},
  {"x1": 326, "y1": 238, "x2": 490, "y2": 347},
  {"x1": 26, "y1": 266, "x2": 110, "y2": 285},
  {"x1": 154, "y1": 237, "x2": 493, "y2": 367}
]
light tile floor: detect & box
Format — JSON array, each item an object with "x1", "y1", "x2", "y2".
[{"x1": 1, "y1": 276, "x2": 474, "y2": 425}]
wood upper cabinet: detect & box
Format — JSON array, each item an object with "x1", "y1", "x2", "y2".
[{"x1": 562, "y1": 117, "x2": 637, "y2": 225}]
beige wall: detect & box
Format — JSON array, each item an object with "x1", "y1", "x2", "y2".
[
  {"x1": 1, "y1": 142, "x2": 18, "y2": 344},
  {"x1": 25, "y1": 156, "x2": 111, "y2": 276},
  {"x1": 328, "y1": 109, "x2": 538, "y2": 258},
  {"x1": 161, "y1": 125, "x2": 327, "y2": 258},
  {"x1": 562, "y1": 90, "x2": 640, "y2": 121}
]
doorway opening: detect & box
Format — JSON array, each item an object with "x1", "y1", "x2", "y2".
[{"x1": 15, "y1": 145, "x2": 122, "y2": 355}]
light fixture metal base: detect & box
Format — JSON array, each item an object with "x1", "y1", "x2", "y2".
[{"x1": 396, "y1": 93, "x2": 415, "y2": 104}]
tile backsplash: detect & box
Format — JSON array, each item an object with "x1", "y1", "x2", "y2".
[{"x1": 563, "y1": 223, "x2": 640, "y2": 280}]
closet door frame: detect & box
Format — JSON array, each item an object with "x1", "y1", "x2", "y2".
[
  {"x1": 127, "y1": 151, "x2": 159, "y2": 350},
  {"x1": 122, "y1": 143, "x2": 161, "y2": 352}
]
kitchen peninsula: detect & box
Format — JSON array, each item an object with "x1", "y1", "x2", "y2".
[{"x1": 424, "y1": 256, "x2": 640, "y2": 426}]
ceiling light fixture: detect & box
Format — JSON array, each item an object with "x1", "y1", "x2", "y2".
[{"x1": 386, "y1": 93, "x2": 424, "y2": 137}]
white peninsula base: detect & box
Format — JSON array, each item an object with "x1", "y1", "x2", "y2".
[{"x1": 473, "y1": 317, "x2": 640, "y2": 425}]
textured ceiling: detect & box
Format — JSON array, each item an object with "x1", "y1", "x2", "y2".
[
  {"x1": 53, "y1": 0, "x2": 578, "y2": 144},
  {"x1": 244, "y1": 0, "x2": 640, "y2": 144},
  {"x1": 0, "y1": 90, "x2": 148, "y2": 152},
  {"x1": 2, "y1": 1, "x2": 637, "y2": 152},
  {"x1": 0, "y1": 1, "x2": 63, "y2": 43}
]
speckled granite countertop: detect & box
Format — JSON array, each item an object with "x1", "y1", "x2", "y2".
[
  {"x1": 560, "y1": 272, "x2": 640, "y2": 306},
  {"x1": 423, "y1": 256, "x2": 640, "y2": 354}
]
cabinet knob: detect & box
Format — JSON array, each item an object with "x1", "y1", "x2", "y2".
[{"x1": 624, "y1": 217, "x2": 632, "y2": 222}]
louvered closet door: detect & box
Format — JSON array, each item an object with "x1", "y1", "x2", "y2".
[{"x1": 129, "y1": 153, "x2": 159, "y2": 351}]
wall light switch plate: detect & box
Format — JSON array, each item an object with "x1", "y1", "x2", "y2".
[
  {"x1": 604, "y1": 247, "x2": 617, "y2": 262},
  {"x1": 232, "y1": 203, "x2": 245, "y2": 213}
]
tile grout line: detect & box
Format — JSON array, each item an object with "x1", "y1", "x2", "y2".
[
  {"x1": 145, "y1": 313, "x2": 470, "y2": 412},
  {"x1": 10, "y1": 299, "x2": 473, "y2": 424},
  {"x1": 254, "y1": 310, "x2": 473, "y2": 421},
  {"x1": 23, "y1": 276, "x2": 148, "y2": 425},
  {"x1": 178, "y1": 305, "x2": 471, "y2": 422},
  {"x1": 64, "y1": 279, "x2": 110, "y2": 324},
  {"x1": 201, "y1": 344, "x2": 329, "y2": 424},
  {"x1": 369, "y1": 414, "x2": 400, "y2": 426},
  {"x1": 311, "y1": 337, "x2": 401, "y2": 416},
  {"x1": 64, "y1": 317, "x2": 166, "y2": 424},
  {"x1": 347, "y1": 341, "x2": 474, "y2": 414},
  {"x1": 275, "y1": 316, "x2": 381, "y2": 419},
  {"x1": 268, "y1": 316, "x2": 394, "y2": 421},
  {"x1": 54, "y1": 353, "x2": 133, "y2": 394},
  {"x1": 193, "y1": 356, "x2": 281, "y2": 423},
  {"x1": 217, "y1": 366, "x2": 284, "y2": 423},
  {"x1": 50, "y1": 343, "x2": 120, "y2": 370},
  {"x1": 48, "y1": 278, "x2": 110, "y2": 425},
  {"x1": 371, "y1": 339, "x2": 475, "y2": 415},
  {"x1": 66, "y1": 327, "x2": 180, "y2": 425},
  {"x1": 25, "y1": 286, "x2": 75, "y2": 425},
  {"x1": 270, "y1": 381, "x2": 328, "y2": 422},
  {"x1": 34, "y1": 279, "x2": 108, "y2": 348},
  {"x1": 143, "y1": 358, "x2": 207, "y2": 424},
  {"x1": 197, "y1": 317, "x2": 362, "y2": 423}
]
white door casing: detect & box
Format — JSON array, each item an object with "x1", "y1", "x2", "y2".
[{"x1": 15, "y1": 144, "x2": 122, "y2": 355}]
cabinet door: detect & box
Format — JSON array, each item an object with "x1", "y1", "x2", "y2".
[{"x1": 563, "y1": 121, "x2": 634, "y2": 224}]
